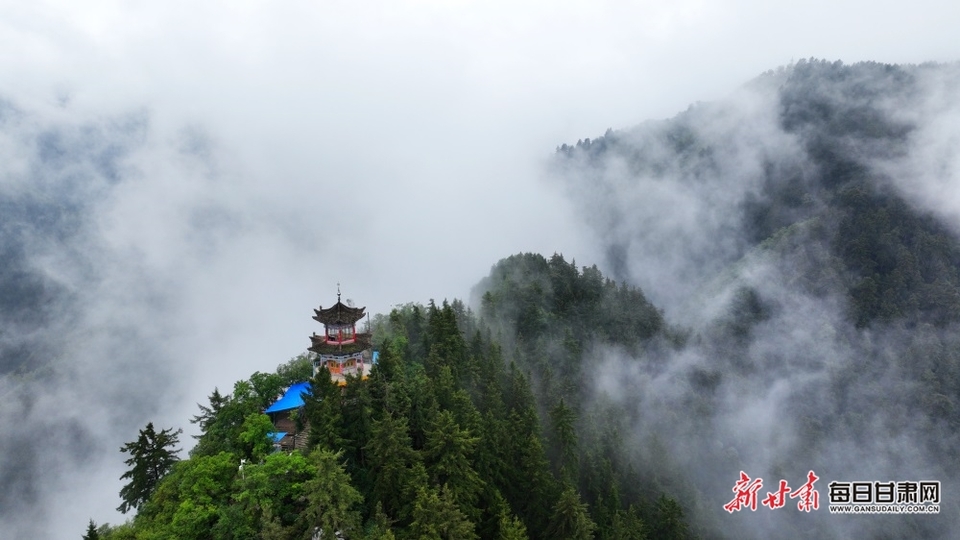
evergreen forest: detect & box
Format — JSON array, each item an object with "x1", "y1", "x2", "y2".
[
  {"x1": 88, "y1": 260, "x2": 689, "y2": 539},
  {"x1": 84, "y1": 60, "x2": 960, "y2": 539}
]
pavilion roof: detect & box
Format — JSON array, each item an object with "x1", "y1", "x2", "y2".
[
  {"x1": 313, "y1": 301, "x2": 366, "y2": 325},
  {"x1": 308, "y1": 333, "x2": 372, "y2": 355}
]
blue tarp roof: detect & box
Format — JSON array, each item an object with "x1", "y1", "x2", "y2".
[
  {"x1": 269, "y1": 432, "x2": 287, "y2": 443},
  {"x1": 264, "y1": 381, "x2": 312, "y2": 413}
]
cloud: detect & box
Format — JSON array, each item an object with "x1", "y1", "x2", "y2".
[
  {"x1": 559, "y1": 62, "x2": 960, "y2": 538},
  {"x1": 0, "y1": 2, "x2": 958, "y2": 536}
]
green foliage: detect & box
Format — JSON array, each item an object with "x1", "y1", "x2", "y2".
[
  {"x1": 238, "y1": 413, "x2": 275, "y2": 461},
  {"x1": 248, "y1": 371, "x2": 285, "y2": 410},
  {"x1": 299, "y1": 449, "x2": 364, "y2": 539},
  {"x1": 96, "y1": 522, "x2": 136, "y2": 540},
  {"x1": 92, "y1": 60, "x2": 960, "y2": 540},
  {"x1": 367, "y1": 412, "x2": 421, "y2": 522},
  {"x1": 409, "y1": 484, "x2": 478, "y2": 540},
  {"x1": 603, "y1": 505, "x2": 647, "y2": 540},
  {"x1": 364, "y1": 502, "x2": 397, "y2": 540},
  {"x1": 549, "y1": 398, "x2": 578, "y2": 483},
  {"x1": 478, "y1": 253, "x2": 663, "y2": 352},
  {"x1": 303, "y1": 367, "x2": 346, "y2": 452},
  {"x1": 117, "y1": 422, "x2": 182, "y2": 514},
  {"x1": 545, "y1": 486, "x2": 597, "y2": 540},
  {"x1": 423, "y1": 410, "x2": 483, "y2": 519},
  {"x1": 649, "y1": 495, "x2": 688, "y2": 540},
  {"x1": 134, "y1": 451, "x2": 238, "y2": 538},
  {"x1": 276, "y1": 353, "x2": 314, "y2": 386},
  {"x1": 98, "y1": 264, "x2": 693, "y2": 538},
  {"x1": 82, "y1": 519, "x2": 100, "y2": 540},
  {"x1": 497, "y1": 507, "x2": 530, "y2": 540},
  {"x1": 190, "y1": 380, "x2": 262, "y2": 458},
  {"x1": 190, "y1": 387, "x2": 226, "y2": 438}
]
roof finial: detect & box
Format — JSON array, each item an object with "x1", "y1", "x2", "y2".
[{"x1": 337, "y1": 282, "x2": 341, "y2": 302}]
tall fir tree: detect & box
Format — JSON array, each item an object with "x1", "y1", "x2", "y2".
[
  {"x1": 82, "y1": 519, "x2": 100, "y2": 540},
  {"x1": 409, "y1": 484, "x2": 478, "y2": 540},
  {"x1": 545, "y1": 486, "x2": 597, "y2": 540},
  {"x1": 303, "y1": 367, "x2": 346, "y2": 452},
  {"x1": 117, "y1": 422, "x2": 182, "y2": 514}
]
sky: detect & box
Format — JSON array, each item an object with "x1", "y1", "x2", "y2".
[{"x1": 1, "y1": 1, "x2": 959, "y2": 537}]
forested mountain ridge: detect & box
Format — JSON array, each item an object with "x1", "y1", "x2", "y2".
[
  {"x1": 90, "y1": 271, "x2": 692, "y2": 539},
  {"x1": 552, "y1": 59, "x2": 960, "y2": 538},
  {"x1": 557, "y1": 59, "x2": 960, "y2": 329},
  {"x1": 86, "y1": 60, "x2": 960, "y2": 539}
]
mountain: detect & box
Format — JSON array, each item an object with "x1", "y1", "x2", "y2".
[
  {"x1": 92, "y1": 295, "x2": 688, "y2": 539},
  {"x1": 550, "y1": 59, "x2": 960, "y2": 538},
  {"x1": 17, "y1": 59, "x2": 960, "y2": 539}
]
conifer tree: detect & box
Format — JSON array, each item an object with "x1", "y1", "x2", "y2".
[
  {"x1": 650, "y1": 495, "x2": 688, "y2": 540},
  {"x1": 341, "y1": 372, "x2": 374, "y2": 494},
  {"x1": 117, "y1": 422, "x2": 182, "y2": 514},
  {"x1": 189, "y1": 387, "x2": 226, "y2": 438},
  {"x1": 497, "y1": 508, "x2": 530, "y2": 540},
  {"x1": 423, "y1": 410, "x2": 484, "y2": 519},
  {"x1": 367, "y1": 412, "x2": 420, "y2": 520},
  {"x1": 303, "y1": 368, "x2": 346, "y2": 451},
  {"x1": 190, "y1": 380, "x2": 260, "y2": 458},
  {"x1": 299, "y1": 449, "x2": 364, "y2": 539},
  {"x1": 605, "y1": 505, "x2": 648, "y2": 540},
  {"x1": 365, "y1": 502, "x2": 397, "y2": 540},
  {"x1": 545, "y1": 487, "x2": 597, "y2": 540},
  {"x1": 82, "y1": 519, "x2": 100, "y2": 540},
  {"x1": 409, "y1": 484, "x2": 478, "y2": 540},
  {"x1": 549, "y1": 398, "x2": 579, "y2": 483}
]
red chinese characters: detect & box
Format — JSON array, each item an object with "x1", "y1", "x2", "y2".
[
  {"x1": 762, "y1": 479, "x2": 791, "y2": 509},
  {"x1": 789, "y1": 470, "x2": 820, "y2": 511},
  {"x1": 724, "y1": 471, "x2": 763, "y2": 512},
  {"x1": 725, "y1": 471, "x2": 820, "y2": 512}
]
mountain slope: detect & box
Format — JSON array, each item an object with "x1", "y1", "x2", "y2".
[{"x1": 550, "y1": 60, "x2": 960, "y2": 539}]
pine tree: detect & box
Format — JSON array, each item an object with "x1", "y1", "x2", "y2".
[
  {"x1": 303, "y1": 368, "x2": 346, "y2": 451},
  {"x1": 409, "y1": 484, "x2": 478, "y2": 540},
  {"x1": 545, "y1": 487, "x2": 596, "y2": 540},
  {"x1": 299, "y1": 449, "x2": 364, "y2": 539},
  {"x1": 549, "y1": 398, "x2": 579, "y2": 483},
  {"x1": 341, "y1": 373, "x2": 374, "y2": 495},
  {"x1": 189, "y1": 387, "x2": 226, "y2": 438},
  {"x1": 82, "y1": 519, "x2": 100, "y2": 540},
  {"x1": 364, "y1": 502, "x2": 397, "y2": 540},
  {"x1": 606, "y1": 505, "x2": 648, "y2": 540},
  {"x1": 190, "y1": 380, "x2": 261, "y2": 458},
  {"x1": 367, "y1": 412, "x2": 420, "y2": 520},
  {"x1": 650, "y1": 494, "x2": 688, "y2": 540},
  {"x1": 497, "y1": 508, "x2": 530, "y2": 540},
  {"x1": 423, "y1": 410, "x2": 484, "y2": 519},
  {"x1": 117, "y1": 422, "x2": 182, "y2": 514}
]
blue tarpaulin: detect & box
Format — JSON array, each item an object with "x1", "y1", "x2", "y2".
[
  {"x1": 269, "y1": 432, "x2": 287, "y2": 443},
  {"x1": 264, "y1": 381, "x2": 312, "y2": 413}
]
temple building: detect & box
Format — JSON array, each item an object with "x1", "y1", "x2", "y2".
[
  {"x1": 264, "y1": 291, "x2": 376, "y2": 451},
  {"x1": 264, "y1": 381, "x2": 310, "y2": 451},
  {"x1": 307, "y1": 291, "x2": 373, "y2": 386}
]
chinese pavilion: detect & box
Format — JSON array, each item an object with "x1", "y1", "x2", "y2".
[{"x1": 307, "y1": 290, "x2": 372, "y2": 386}]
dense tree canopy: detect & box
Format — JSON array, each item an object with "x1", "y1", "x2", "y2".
[{"x1": 92, "y1": 275, "x2": 690, "y2": 539}]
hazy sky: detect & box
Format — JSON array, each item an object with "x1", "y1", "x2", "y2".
[{"x1": 1, "y1": 1, "x2": 959, "y2": 537}]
